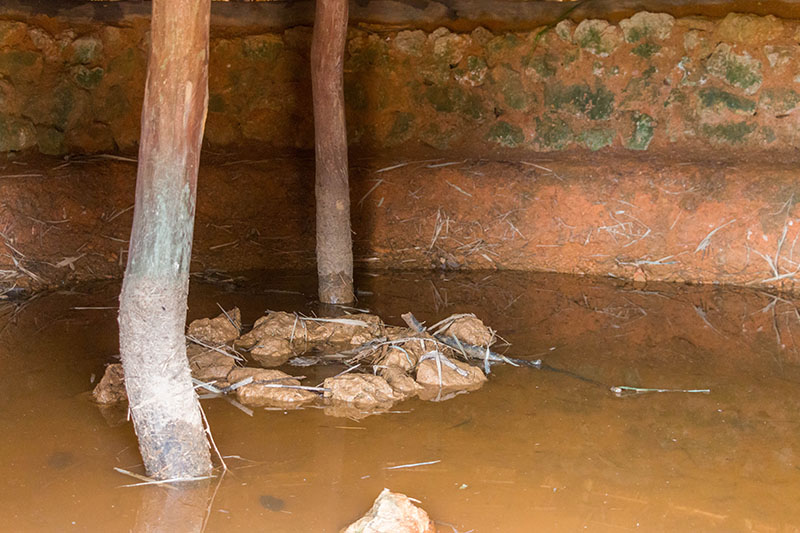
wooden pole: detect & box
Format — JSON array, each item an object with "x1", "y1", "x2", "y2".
[
  {"x1": 311, "y1": 0, "x2": 354, "y2": 304},
  {"x1": 117, "y1": 0, "x2": 212, "y2": 479}
]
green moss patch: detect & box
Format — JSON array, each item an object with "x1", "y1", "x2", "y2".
[{"x1": 487, "y1": 121, "x2": 525, "y2": 147}]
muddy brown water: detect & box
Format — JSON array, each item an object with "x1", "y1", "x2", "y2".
[{"x1": 2, "y1": 270, "x2": 800, "y2": 532}]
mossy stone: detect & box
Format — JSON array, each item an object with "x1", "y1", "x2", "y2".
[
  {"x1": 523, "y1": 53, "x2": 557, "y2": 79},
  {"x1": 535, "y1": 115, "x2": 572, "y2": 150},
  {"x1": 393, "y1": 30, "x2": 426, "y2": 57},
  {"x1": 73, "y1": 66, "x2": 104, "y2": 89},
  {"x1": 758, "y1": 89, "x2": 800, "y2": 114},
  {"x1": 36, "y1": 125, "x2": 66, "y2": 155},
  {"x1": 698, "y1": 88, "x2": 756, "y2": 115},
  {"x1": 347, "y1": 34, "x2": 389, "y2": 71},
  {"x1": 71, "y1": 36, "x2": 103, "y2": 65},
  {"x1": 626, "y1": 112, "x2": 654, "y2": 150},
  {"x1": 0, "y1": 50, "x2": 42, "y2": 82},
  {"x1": 425, "y1": 85, "x2": 460, "y2": 113},
  {"x1": 760, "y1": 126, "x2": 776, "y2": 144},
  {"x1": 706, "y1": 44, "x2": 762, "y2": 95},
  {"x1": 580, "y1": 128, "x2": 615, "y2": 151},
  {"x1": 491, "y1": 65, "x2": 528, "y2": 111},
  {"x1": 620, "y1": 12, "x2": 675, "y2": 43},
  {"x1": 0, "y1": 114, "x2": 36, "y2": 151},
  {"x1": 716, "y1": 13, "x2": 783, "y2": 45},
  {"x1": 573, "y1": 20, "x2": 620, "y2": 56},
  {"x1": 701, "y1": 121, "x2": 756, "y2": 144},
  {"x1": 545, "y1": 83, "x2": 614, "y2": 120},
  {"x1": 455, "y1": 55, "x2": 488, "y2": 86},
  {"x1": 486, "y1": 121, "x2": 524, "y2": 147},
  {"x1": 632, "y1": 43, "x2": 660, "y2": 58},
  {"x1": 0, "y1": 21, "x2": 28, "y2": 48},
  {"x1": 459, "y1": 92, "x2": 485, "y2": 120}
]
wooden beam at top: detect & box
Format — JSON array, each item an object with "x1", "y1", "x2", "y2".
[{"x1": 3, "y1": 0, "x2": 800, "y2": 33}]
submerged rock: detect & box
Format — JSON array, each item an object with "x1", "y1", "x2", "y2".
[
  {"x1": 415, "y1": 356, "x2": 487, "y2": 391},
  {"x1": 381, "y1": 345, "x2": 419, "y2": 371},
  {"x1": 341, "y1": 488, "x2": 436, "y2": 533},
  {"x1": 384, "y1": 329, "x2": 438, "y2": 365},
  {"x1": 92, "y1": 363, "x2": 127, "y2": 404},
  {"x1": 249, "y1": 336, "x2": 295, "y2": 368},
  {"x1": 186, "y1": 307, "x2": 241, "y2": 345},
  {"x1": 323, "y1": 373, "x2": 400, "y2": 407},
  {"x1": 238, "y1": 312, "x2": 383, "y2": 350},
  {"x1": 380, "y1": 367, "x2": 422, "y2": 400},
  {"x1": 236, "y1": 311, "x2": 297, "y2": 348},
  {"x1": 229, "y1": 367, "x2": 317, "y2": 407},
  {"x1": 187, "y1": 344, "x2": 237, "y2": 382},
  {"x1": 305, "y1": 314, "x2": 383, "y2": 345},
  {"x1": 440, "y1": 314, "x2": 493, "y2": 347}
]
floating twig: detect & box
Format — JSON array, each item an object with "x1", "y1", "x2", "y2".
[
  {"x1": 208, "y1": 240, "x2": 238, "y2": 251},
  {"x1": 611, "y1": 385, "x2": 711, "y2": 397},
  {"x1": 384, "y1": 459, "x2": 441, "y2": 470}
]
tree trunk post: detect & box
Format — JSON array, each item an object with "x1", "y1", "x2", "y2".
[
  {"x1": 118, "y1": 0, "x2": 212, "y2": 479},
  {"x1": 311, "y1": 0, "x2": 354, "y2": 304}
]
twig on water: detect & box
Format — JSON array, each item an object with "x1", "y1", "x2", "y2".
[
  {"x1": 611, "y1": 385, "x2": 710, "y2": 397},
  {"x1": 384, "y1": 459, "x2": 441, "y2": 470},
  {"x1": 208, "y1": 240, "x2": 238, "y2": 251}
]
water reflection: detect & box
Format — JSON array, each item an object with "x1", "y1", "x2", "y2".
[{"x1": 132, "y1": 481, "x2": 211, "y2": 533}]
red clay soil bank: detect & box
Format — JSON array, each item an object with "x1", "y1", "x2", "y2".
[{"x1": 0, "y1": 150, "x2": 798, "y2": 294}]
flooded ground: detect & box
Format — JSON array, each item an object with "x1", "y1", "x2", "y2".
[{"x1": 2, "y1": 270, "x2": 800, "y2": 532}]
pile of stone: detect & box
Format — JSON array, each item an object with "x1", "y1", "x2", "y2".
[{"x1": 93, "y1": 307, "x2": 527, "y2": 418}]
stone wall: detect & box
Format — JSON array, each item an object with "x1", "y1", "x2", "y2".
[{"x1": 1, "y1": 11, "x2": 799, "y2": 155}]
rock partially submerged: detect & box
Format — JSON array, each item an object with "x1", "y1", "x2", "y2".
[
  {"x1": 415, "y1": 356, "x2": 487, "y2": 390},
  {"x1": 228, "y1": 367, "x2": 316, "y2": 408},
  {"x1": 341, "y1": 488, "x2": 437, "y2": 533},
  {"x1": 438, "y1": 314, "x2": 493, "y2": 346},
  {"x1": 249, "y1": 336, "x2": 294, "y2": 368},
  {"x1": 236, "y1": 311, "x2": 297, "y2": 349},
  {"x1": 186, "y1": 307, "x2": 241, "y2": 345},
  {"x1": 381, "y1": 367, "x2": 423, "y2": 400},
  {"x1": 323, "y1": 374, "x2": 401, "y2": 407},
  {"x1": 237, "y1": 311, "x2": 383, "y2": 352},
  {"x1": 187, "y1": 344, "x2": 237, "y2": 381},
  {"x1": 92, "y1": 363, "x2": 127, "y2": 404}
]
